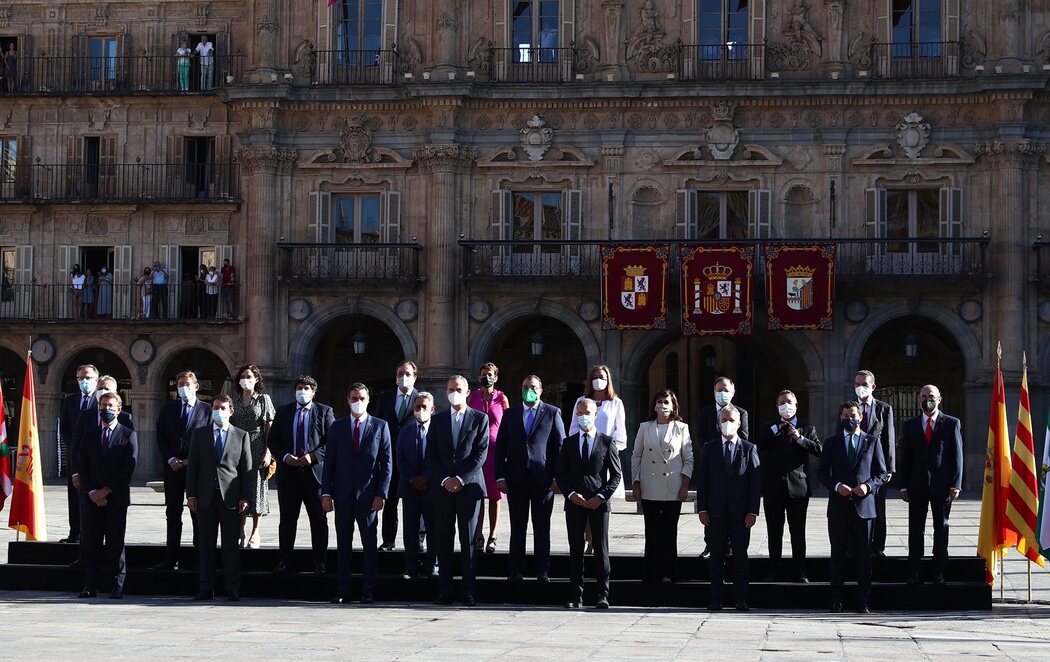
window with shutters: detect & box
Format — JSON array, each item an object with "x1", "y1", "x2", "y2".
[
  {"x1": 512, "y1": 1, "x2": 560, "y2": 62},
  {"x1": 0, "y1": 137, "x2": 15, "y2": 198},
  {"x1": 676, "y1": 189, "x2": 771, "y2": 239},
  {"x1": 698, "y1": 0, "x2": 749, "y2": 55},
  {"x1": 336, "y1": 0, "x2": 382, "y2": 64},
  {"x1": 308, "y1": 190, "x2": 401, "y2": 278},
  {"x1": 89, "y1": 37, "x2": 119, "y2": 86},
  {"x1": 492, "y1": 188, "x2": 581, "y2": 276},
  {"x1": 892, "y1": 0, "x2": 941, "y2": 51},
  {"x1": 864, "y1": 186, "x2": 963, "y2": 274},
  {"x1": 333, "y1": 193, "x2": 382, "y2": 244},
  {"x1": 0, "y1": 247, "x2": 13, "y2": 303}
]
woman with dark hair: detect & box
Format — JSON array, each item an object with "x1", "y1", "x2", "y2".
[
  {"x1": 631, "y1": 389, "x2": 693, "y2": 583},
  {"x1": 468, "y1": 361, "x2": 510, "y2": 553},
  {"x1": 230, "y1": 363, "x2": 275, "y2": 548}
]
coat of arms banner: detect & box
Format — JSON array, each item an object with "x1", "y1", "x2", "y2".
[
  {"x1": 680, "y1": 244, "x2": 754, "y2": 336},
  {"x1": 600, "y1": 244, "x2": 669, "y2": 330},
  {"x1": 764, "y1": 243, "x2": 836, "y2": 331}
]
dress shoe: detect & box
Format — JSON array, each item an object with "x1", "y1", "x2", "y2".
[
  {"x1": 69, "y1": 559, "x2": 82, "y2": 569},
  {"x1": 360, "y1": 593, "x2": 375, "y2": 604},
  {"x1": 109, "y1": 589, "x2": 124, "y2": 600},
  {"x1": 193, "y1": 590, "x2": 214, "y2": 601},
  {"x1": 59, "y1": 536, "x2": 79, "y2": 544},
  {"x1": 508, "y1": 572, "x2": 524, "y2": 582},
  {"x1": 227, "y1": 592, "x2": 240, "y2": 602},
  {"x1": 856, "y1": 604, "x2": 871, "y2": 614},
  {"x1": 462, "y1": 595, "x2": 477, "y2": 607},
  {"x1": 933, "y1": 571, "x2": 946, "y2": 586},
  {"x1": 565, "y1": 600, "x2": 581, "y2": 609},
  {"x1": 872, "y1": 550, "x2": 887, "y2": 559},
  {"x1": 796, "y1": 574, "x2": 810, "y2": 584},
  {"x1": 699, "y1": 545, "x2": 711, "y2": 559},
  {"x1": 595, "y1": 596, "x2": 610, "y2": 609},
  {"x1": 314, "y1": 563, "x2": 327, "y2": 575},
  {"x1": 831, "y1": 601, "x2": 844, "y2": 613},
  {"x1": 735, "y1": 602, "x2": 749, "y2": 612},
  {"x1": 428, "y1": 567, "x2": 440, "y2": 578},
  {"x1": 906, "y1": 571, "x2": 923, "y2": 586},
  {"x1": 536, "y1": 574, "x2": 550, "y2": 584},
  {"x1": 331, "y1": 596, "x2": 350, "y2": 605},
  {"x1": 272, "y1": 562, "x2": 289, "y2": 574},
  {"x1": 151, "y1": 559, "x2": 178, "y2": 571},
  {"x1": 401, "y1": 573, "x2": 415, "y2": 581},
  {"x1": 77, "y1": 588, "x2": 97, "y2": 599},
  {"x1": 434, "y1": 595, "x2": 454, "y2": 606},
  {"x1": 661, "y1": 576, "x2": 673, "y2": 585},
  {"x1": 379, "y1": 543, "x2": 395, "y2": 552},
  {"x1": 707, "y1": 602, "x2": 723, "y2": 612}
]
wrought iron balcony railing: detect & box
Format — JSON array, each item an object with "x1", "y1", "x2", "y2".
[
  {"x1": 489, "y1": 47, "x2": 579, "y2": 83},
  {"x1": 459, "y1": 237, "x2": 989, "y2": 280},
  {"x1": 309, "y1": 49, "x2": 399, "y2": 85},
  {"x1": 0, "y1": 282, "x2": 241, "y2": 321},
  {"x1": 678, "y1": 43, "x2": 766, "y2": 81},
  {"x1": 870, "y1": 41, "x2": 961, "y2": 79},
  {"x1": 0, "y1": 162, "x2": 240, "y2": 203},
  {"x1": 278, "y1": 243, "x2": 422, "y2": 283},
  {"x1": 8, "y1": 54, "x2": 245, "y2": 94}
]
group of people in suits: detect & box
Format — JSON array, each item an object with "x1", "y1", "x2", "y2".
[{"x1": 60, "y1": 358, "x2": 963, "y2": 613}]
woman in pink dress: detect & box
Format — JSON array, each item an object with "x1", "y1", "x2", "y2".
[{"x1": 469, "y1": 361, "x2": 510, "y2": 554}]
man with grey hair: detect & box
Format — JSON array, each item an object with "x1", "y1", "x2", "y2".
[{"x1": 397, "y1": 391, "x2": 438, "y2": 579}]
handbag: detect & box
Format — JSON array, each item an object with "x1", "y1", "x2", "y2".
[{"x1": 263, "y1": 458, "x2": 277, "y2": 481}]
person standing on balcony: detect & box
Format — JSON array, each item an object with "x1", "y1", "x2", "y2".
[
  {"x1": 151, "y1": 261, "x2": 169, "y2": 319},
  {"x1": 375, "y1": 360, "x2": 419, "y2": 551},
  {"x1": 136, "y1": 267, "x2": 152, "y2": 319},
  {"x1": 205, "y1": 265, "x2": 220, "y2": 318},
  {"x1": 220, "y1": 258, "x2": 236, "y2": 318},
  {"x1": 4, "y1": 42, "x2": 17, "y2": 93},
  {"x1": 96, "y1": 267, "x2": 112, "y2": 319},
  {"x1": 194, "y1": 35, "x2": 214, "y2": 90},
  {"x1": 70, "y1": 263, "x2": 85, "y2": 319},
  {"x1": 175, "y1": 40, "x2": 192, "y2": 92},
  {"x1": 82, "y1": 268, "x2": 96, "y2": 319},
  {"x1": 469, "y1": 362, "x2": 511, "y2": 554},
  {"x1": 196, "y1": 263, "x2": 209, "y2": 318}
]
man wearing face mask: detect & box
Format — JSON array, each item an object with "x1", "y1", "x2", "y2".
[
  {"x1": 269, "y1": 375, "x2": 336, "y2": 574},
  {"x1": 77, "y1": 392, "x2": 137, "y2": 600},
  {"x1": 185, "y1": 396, "x2": 252, "y2": 601},
  {"x1": 556, "y1": 398, "x2": 622, "y2": 609},
  {"x1": 755, "y1": 389, "x2": 821, "y2": 582},
  {"x1": 375, "y1": 361, "x2": 420, "y2": 552},
  {"x1": 898, "y1": 384, "x2": 963, "y2": 586},
  {"x1": 396, "y1": 392, "x2": 439, "y2": 579},
  {"x1": 153, "y1": 370, "x2": 212, "y2": 570},
  {"x1": 495, "y1": 375, "x2": 566, "y2": 583},
  {"x1": 693, "y1": 376, "x2": 750, "y2": 559},
  {"x1": 818, "y1": 401, "x2": 886, "y2": 614},
  {"x1": 696, "y1": 406, "x2": 760, "y2": 611},
  {"x1": 60, "y1": 364, "x2": 99, "y2": 545},
  {"x1": 427, "y1": 375, "x2": 488, "y2": 606},
  {"x1": 322, "y1": 383, "x2": 392, "y2": 604},
  {"x1": 852, "y1": 370, "x2": 895, "y2": 558}
]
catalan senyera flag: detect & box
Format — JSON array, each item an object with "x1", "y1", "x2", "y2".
[
  {"x1": 8, "y1": 352, "x2": 45, "y2": 540},
  {"x1": 977, "y1": 348, "x2": 1013, "y2": 584},
  {"x1": 1037, "y1": 405, "x2": 1050, "y2": 560},
  {"x1": 1005, "y1": 359, "x2": 1045, "y2": 566},
  {"x1": 0, "y1": 378, "x2": 11, "y2": 514}
]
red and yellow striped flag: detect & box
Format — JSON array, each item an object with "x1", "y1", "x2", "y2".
[
  {"x1": 7, "y1": 351, "x2": 45, "y2": 540},
  {"x1": 1005, "y1": 356, "x2": 1045, "y2": 566},
  {"x1": 977, "y1": 345, "x2": 1013, "y2": 584}
]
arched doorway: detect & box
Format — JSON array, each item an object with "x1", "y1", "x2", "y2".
[
  {"x1": 311, "y1": 313, "x2": 405, "y2": 417},
  {"x1": 158, "y1": 348, "x2": 232, "y2": 404},
  {"x1": 59, "y1": 347, "x2": 134, "y2": 416},
  {"x1": 0, "y1": 348, "x2": 25, "y2": 442},
  {"x1": 859, "y1": 315, "x2": 965, "y2": 440},
  {"x1": 489, "y1": 315, "x2": 587, "y2": 423}
]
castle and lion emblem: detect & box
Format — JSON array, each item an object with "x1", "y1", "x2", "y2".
[{"x1": 694, "y1": 262, "x2": 742, "y2": 316}]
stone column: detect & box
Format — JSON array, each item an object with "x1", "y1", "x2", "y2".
[
  {"x1": 996, "y1": 2, "x2": 1023, "y2": 70},
  {"x1": 134, "y1": 391, "x2": 163, "y2": 480},
  {"x1": 250, "y1": 0, "x2": 280, "y2": 82},
  {"x1": 414, "y1": 144, "x2": 476, "y2": 377},
  {"x1": 431, "y1": 0, "x2": 461, "y2": 76},
  {"x1": 824, "y1": 0, "x2": 846, "y2": 76},
  {"x1": 598, "y1": 0, "x2": 628, "y2": 78},
  {"x1": 234, "y1": 145, "x2": 298, "y2": 370}
]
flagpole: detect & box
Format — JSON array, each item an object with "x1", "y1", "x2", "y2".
[
  {"x1": 999, "y1": 556, "x2": 1003, "y2": 600},
  {"x1": 1028, "y1": 561, "x2": 1032, "y2": 603}
]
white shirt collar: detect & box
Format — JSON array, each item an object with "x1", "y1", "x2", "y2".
[
  {"x1": 212, "y1": 423, "x2": 229, "y2": 433},
  {"x1": 352, "y1": 413, "x2": 369, "y2": 425},
  {"x1": 923, "y1": 411, "x2": 939, "y2": 426}
]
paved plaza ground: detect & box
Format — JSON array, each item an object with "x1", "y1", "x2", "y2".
[{"x1": 0, "y1": 485, "x2": 1048, "y2": 659}]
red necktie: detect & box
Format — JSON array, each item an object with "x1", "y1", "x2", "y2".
[
  {"x1": 353, "y1": 419, "x2": 361, "y2": 453},
  {"x1": 924, "y1": 417, "x2": 933, "y2": 444}
]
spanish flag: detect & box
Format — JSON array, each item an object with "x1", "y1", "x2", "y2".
[
  {"x1": 977, "y1": 345, "x2": 1012, "y2": 584},
  {"x1": 7, "y1": 351, "x2": 45, "y2": 540},
  {"x1": 1006, "y1": 357, "x2": 1045, "y2": 566}
]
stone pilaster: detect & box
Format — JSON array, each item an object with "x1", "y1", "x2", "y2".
[{"x1": 250, "y1": 0, "x2": 280, "y2": 82}]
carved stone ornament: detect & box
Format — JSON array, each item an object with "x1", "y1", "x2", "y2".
[
  {"x1": 437, "y1": 12, "x2": 458, "y2": 32},
  {"x1": 0, "y1": 5, "x2": 12, "y2": 29},
  {"x1": 768, "y1": 0, "x2": 823, "y2": 72},
  {"x1": 520, "y1": 115, "x2": 553, "y2": 162},
  {"x1": 397, "y1": 36, "x2": 423, "y2": 75},
  {"x1": 706, "y1": 102, "x2": 739, "y2": 160},
  {"x1": 233, "y1": 146, "x2": 298, "y2": 173},
  {"x1": 414, "y1": 144, "x2": 477, "y2": 172},
  {"x1": 467, "y1": 37, "x2": 492, "y2": 74},
  {"x1": 896, "y1": 112, "x2": 931, "y2": 159},
  {"x1": 848, "y1": 33, "x2": 875, "y2": 71},
  {"x1": 256, "y1": 16, "x2": 278, "y2": 34},
  {"x1": 626, "y1": 0, "x2": 676, "y2": 73},
  {"x1": 340, "y1": 115, "x2": 379, "y2": 164},
  {"x1": 293, "y1": 40, "x2": 318, "y2": 79}
]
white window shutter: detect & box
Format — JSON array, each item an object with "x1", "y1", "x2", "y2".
[
  {"x1": 493, "y1": 189, "x2": 511, "y2": 274},
  {"x1": 748, "y1": 189, "x2": 772, "y2": 238},
  {"x1": 57, "y1": 245, "x2": 77, "y2": 318},
  {"x1": 159, "y1": 244, "x2": 180, "y2": 319},
  {"x1": 215, "y1": 244, "x2": 233, "y2": 266},
  {"x1": 309, "y1": 191, "x2": 332, "y2": 243},
  {"x1": 563, "y1": 188, "x2": 582, "y2": 274},
  {"x1": 940, "y1": 187, "x2": 963, "y2": 259},
  {"x1": 15, "y1": 244, "x2": 32, "y2": 314},
  {"x1": 675, "y1": 188, "x2": 698, "y2": 239},
  {"x1": 113, "y1": 245, "x2": 132, "y2": 319},
  {"x1": 382, "y1": 190, "x2": 401, "y2": 242}
]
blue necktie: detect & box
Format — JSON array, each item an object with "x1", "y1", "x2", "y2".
[
  {"x1": 296, "y1": 407, "x2": 307, "y2": 455},
  {"x1": 102, "y1": 427, "x2": 111, "y2": 450},
  {"x1": 214, "y1": 428, "x2": 224, "y2": 464},
  {"x1": 525, "y1": 407, "x2": 535, "y2": 436},
  {"x1": 416, "y1": 426, "x2": 425, "y2": 469}
]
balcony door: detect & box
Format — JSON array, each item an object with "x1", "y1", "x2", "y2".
[
  {"x1": 866, "y1": 187, "x2": 962, "y2": 274},
  {"x1": 494, "y1": 189, "x2": 582, "y2": 276},
  {"x1": 309, "y1": 191, "x2": 401, "y2": 278},
  {"x1": 185, "y1": 137, "x2": 214, "y2": 199},
  {"x1": 691, "y1": 0, "x2": 754, "y2": 79},
  {"x1": 65, "y1": 135, "x2": 116, "y2": 199},
  {"x1": 509, "y1": 1, "x2": 563, "y2": 81},
  {"x1": 676, "y1": 189, "x2": 771, "y2": 239},
  {"x1": 334, "y1": 0, "x2": 384, "y2": 82}
]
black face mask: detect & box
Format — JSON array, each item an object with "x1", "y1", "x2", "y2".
[
  {"x1": 480, "y1": 376, "x2": 495, "y2": 388},
  {"x1": 920, "y1": 398, "x2": 937, "y2": 415},
  {"x1": 840, "y1": 418, "x2": 860, "y2": 433}
]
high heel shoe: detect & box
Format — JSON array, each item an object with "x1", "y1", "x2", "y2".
[
  {"x1": 485, "y1": 537, "x2": 497, "y2": 554},
  {"x1": 474, "y1": 537, "x2": 485, "y2": 552},
  {"x1": 247, "y1": 530, "x2": 260, "y2": 549}
]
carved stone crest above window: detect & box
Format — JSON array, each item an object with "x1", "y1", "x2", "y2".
[
  {"x1": 520, "y1": 115, "x2": 553, "y2": 162},
  {"x1": 706, "y1": 102, "x2": 739, "y2": 160},
  {"x1": 896, "y1": 112, "x2": 931, "y2": 159},
  {"x1": 340, "y1": 115, "x2": 379, "y2": 164}
]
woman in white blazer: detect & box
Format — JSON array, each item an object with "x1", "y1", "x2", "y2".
[{"x1": 631, "y1": 389, "x2": 693, "y2": 583}]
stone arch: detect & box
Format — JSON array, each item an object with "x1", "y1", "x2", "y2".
[
  {"x1": 469, "y1": 299, "x2": 600, "y2": 374},
  {"x1": 54, "y1": 336, "x2": 137, "y2": 386},
  {"x1": 289, "y1": 298, "x2": 418, "y2": 380},
  {"x1": 628, "y1": 181, "x2": 664, "y2": 237},
  {"x1": 150, "y1": 338, "x2": 239, "y2": 392},
  {"x1": 844, "y1": 300, "x2": 981, "y2": 383}
]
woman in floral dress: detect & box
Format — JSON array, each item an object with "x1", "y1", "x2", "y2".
[{"x1": 231, "y1": 363, "x2": 275, "y2": 548}]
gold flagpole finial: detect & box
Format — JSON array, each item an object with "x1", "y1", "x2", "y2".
[
  {"x1": 996, "y1": 341, "x2": 1002, "y2": 363},
  {"x1": 1022, "y1": 351, "x2": 1027, "y2": 369}
]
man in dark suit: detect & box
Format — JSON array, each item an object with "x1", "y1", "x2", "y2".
[
  {"x1": 495, "y1": 374, "x2": 566, "y2": 582},
  {"x1": 555, "y1": 398, "x2": 622, "y2": 610},
  {"x1": 60, "y1": 363, "x2": 99, "y2": 544},
  {"x1": 898, "y1": 384, "x2": 963, "y2": 585},
  {"x1": 756, "y1": 389, "x2": 821, "y2": 582},
  {"x1": 322, "y1": 383, "x2": 392, "y2": 604},
  {"x1": 153, "y1": 370, "x2": 213, "y2": 569},
  {"x1": 696, "y1": 406, "x2": 761, "y2": 611},
  {"x1": 77, "y1": 392, "x2": 137, "y2": 600},
  {"x1": 853, "y1": 370, "x2": 896, "y2": 557},
  {"x1": 270, "y1": 375, "x2": 336, "y2": 573},
  {"x1": 396, "y1": 392, "x2": 438, "y2": 579},
  {"x1": 186, "y1": 395, "x2": 252, "y2": 601},
  {"x1": 374, "y1": 360, "x2": 419, "y2": 551},
  {"x1": 818, "y1": 401, "x2": 887, "y2": 614},
  {"x1": 426, "y1": 375, "x2": 488, "y2": 606},
  {"x1": 693, "y1": 376, "x2": 749, "y2": 559}
]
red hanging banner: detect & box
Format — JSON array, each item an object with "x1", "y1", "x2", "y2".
[
  {"x1": 601, "y1": 244, "x2": 669, "y2": 330},
  {"x1": 765, "y1": 243, "x2": 836, "y2": 331},
  {"x1": 680, "y1": 244, "x2": 754, "y2": 336}
]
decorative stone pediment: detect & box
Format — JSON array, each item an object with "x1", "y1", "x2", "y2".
[
  {"x1": 626, "y1": 0, "x2": 676, "y2": 73},
  {"x1": 477, "y1": 115, "x2": 594, "y2": 168},
  {"x1": 665, "y1": 144, "x2": 783, "y2": 167},
  {"x1": 520, "y1": 115, "x2": 553, "y2": 161},
  {"x1": 896, "y1": 112, "x2": 930, "y2": 159},
  {"x1": 301, "y1": 147, "x2": 413, "y2": 169},
  {"x1": 851, "y1": 142, "x2": 975, "y2": 167}
]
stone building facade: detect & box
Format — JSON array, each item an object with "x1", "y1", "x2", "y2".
[{"x1": 0, "y1": 0, "x2": 1046, "y2": 487}]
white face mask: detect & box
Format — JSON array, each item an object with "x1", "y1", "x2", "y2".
[
  {"x1": 778, "y1": 403, "x2": 797, "y2": 420},
  {"x1": 655, "y1": 403, "x2": 672, "y2": 417},
  {"x1": 720, "y1": 421, "x2": 739, "y2": 438},
  {"x1": 295, "y1": 390, "x2": 313, "y2": 406},
  {"x1": 447, "y1": 391, "x2": 466, "y2": 407},
  {"x1": 350, "y1": 400, "x2": 367, "y2": 416},
  {"x1": 397, "y1": 375, "x2": 415, "y2": 390},
  {"x1": 78, "y1": 379, "x2": 95, "y2": 394},
  {"x1": 414, "y1": 408, "x2": 432, "y2": 425},
  {"x1": 239, "y1": 378, "x2": 256, "y2": 392},
  {"x1": 592, "y1": 378, "x2": 608, "y2": 392},
  {"x1": 855, "y1": 385, "x2": 872, "y2": 400},
  {"x1": 177, "y1": 385, "x2": 195, "y2": 401}
]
